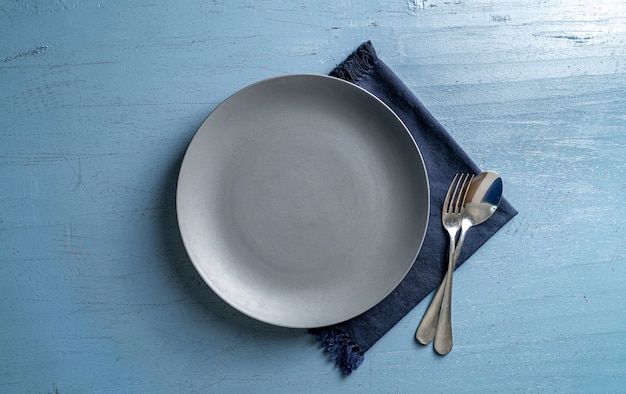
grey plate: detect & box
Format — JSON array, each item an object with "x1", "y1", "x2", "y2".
[{"x1": 176, "y1": 74, "x2": 429, "y2": 328}]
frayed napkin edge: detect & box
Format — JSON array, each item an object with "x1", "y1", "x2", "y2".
[
  {"x1": 310, "y1": 327, "x2": 364, "y2": 375},
  {"x1": 329, "y1": 41, "x2": 378, "y2": 84}
]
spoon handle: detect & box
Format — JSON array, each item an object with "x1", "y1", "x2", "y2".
[{"x1": 434, "y1": 221, "x2": 470, "y2": 355}]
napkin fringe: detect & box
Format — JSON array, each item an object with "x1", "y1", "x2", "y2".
[
  {"x1": 310, "y1": 327, "x2": 364, "y2": 375},
  {"x1": 330, "y1": 41, "x2": 377, "y2": 84}
]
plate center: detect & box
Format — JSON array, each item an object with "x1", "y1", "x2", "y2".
[{"x1": 221, "y1": 122, "x2": 372, "y2": 281}]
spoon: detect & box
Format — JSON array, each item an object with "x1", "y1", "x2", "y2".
[{"x1": 416, "y1": 171, "x2": 503, "y2": 354}]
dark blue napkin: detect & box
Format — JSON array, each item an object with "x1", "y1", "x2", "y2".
[{"x1": 309, "y1": 41, "x2": 518, "y2": 375}]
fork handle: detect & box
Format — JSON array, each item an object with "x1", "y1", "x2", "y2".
[
  {"x1": 415, "y1": 271, "x2": 448, "y2": 344},
  {"x1": 416, "y1": 227, "x2": 458, "y2": 345},
  {"x1": 434, "y1": 222, "x2": 469, "y2": 355}
]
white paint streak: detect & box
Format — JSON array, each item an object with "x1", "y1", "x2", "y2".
[{"x1": 407, "y1": 0, "x2": 426, "y2": 14}]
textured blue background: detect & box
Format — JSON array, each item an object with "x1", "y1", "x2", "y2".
[{"x1": 1, "y1": 1, "x2": 625, "y2": 392}]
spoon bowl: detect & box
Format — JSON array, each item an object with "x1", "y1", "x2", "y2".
[{"x1": 463, "y1": 171, "x2": 503, "y2": 228}]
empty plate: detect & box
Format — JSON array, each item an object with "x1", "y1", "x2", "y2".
[{"x1": 176, "y1": 74, "x2": 429, "y2": 328}]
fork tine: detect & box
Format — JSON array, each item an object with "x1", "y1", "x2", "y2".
[
  {"x1": 450, "y1": 173, "x2": 471, "y2": 213},
  {"x1": 460, "y1": 174, "x2": 475, "y2": 210},
  {"x1": 449, "y1": 173, "x2": 464, "y2": 213},
  {"x1": 453, "y1": 174, "x2": 474, "y2": 213},
  {"x1": 453, "y1": 174, "x2": 469, "y2": 213},
  {"x1": 443, "y1": 173, "x2": 460, "y2": 213}
]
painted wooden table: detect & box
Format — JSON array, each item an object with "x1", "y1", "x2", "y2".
[{"x1": 2, "y1": 1, "x2": 625, "y2": 392}]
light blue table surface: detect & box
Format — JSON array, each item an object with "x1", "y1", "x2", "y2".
[{"x1": 2, "y1": 1, "x2": 625, "y2": 392}]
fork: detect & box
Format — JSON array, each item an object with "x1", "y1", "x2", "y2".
[{"x1": 416, "y1": 173, "x2": 473, "y2": 353}]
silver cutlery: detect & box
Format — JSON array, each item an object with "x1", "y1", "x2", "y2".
[
  {"x1": 416, "y1": 173, "x2": 472, "y2": 349},
  {"x1": 416, "y1": 171, "x2": 503, "y2": 355}
]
